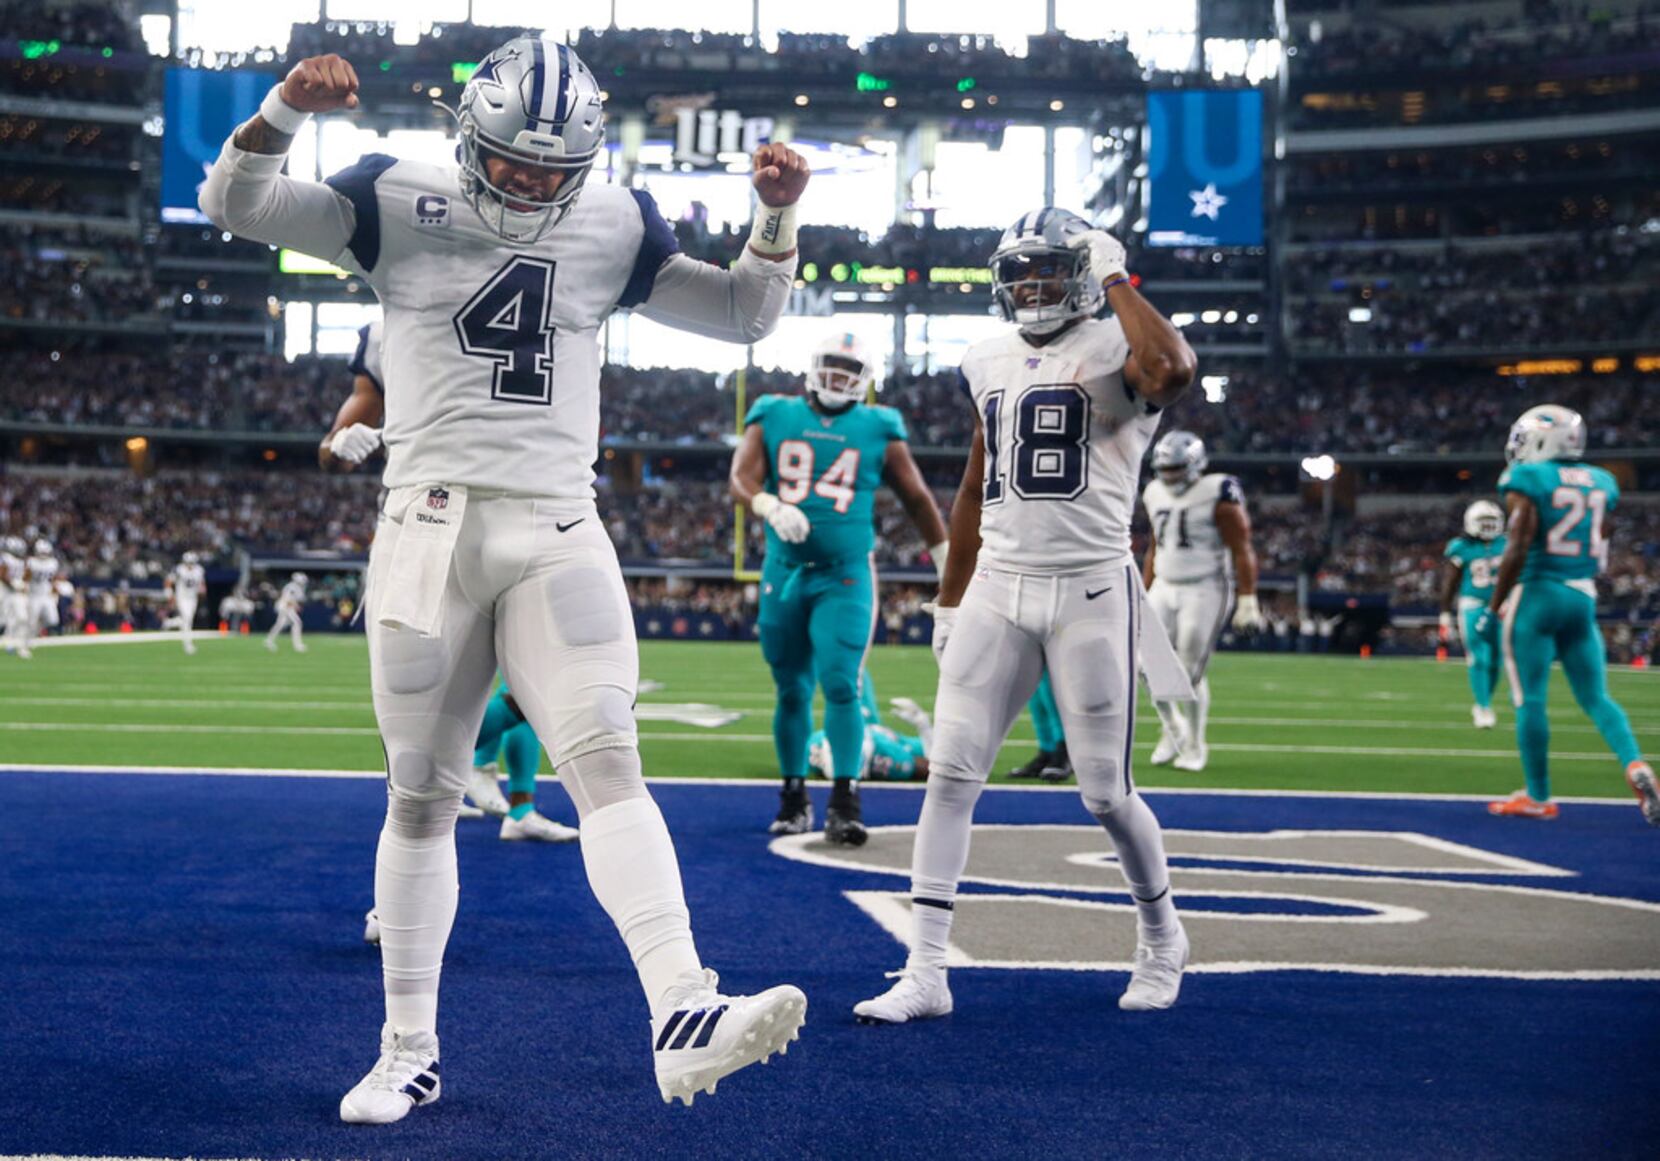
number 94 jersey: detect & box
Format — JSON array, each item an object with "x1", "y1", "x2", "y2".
[
  {"x1": 746, "y1": 394, "x2": 908, "y2": 567},
  {"x1": 959, "y1": 317, "x2": 1160, "y2": 573},
  {"x1": 1141, "y1": 473, "x2": 1243, "y2": 584}
]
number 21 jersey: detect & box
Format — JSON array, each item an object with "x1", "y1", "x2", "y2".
[{"x1": 958, "y1": 316, "x2": 1161, "y2": 573}]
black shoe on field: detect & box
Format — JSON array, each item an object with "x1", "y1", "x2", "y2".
[
  {"x1": 1038, "y1": 742, "x2": 1074, "y2": 784},
  {"x1": 1008, "y1": 749, "x2": 1056, "y2": 780},
  {"x1": 768, "y1": 779, "x2": 813, "y2": 835},
  {"x1": 824, "y1": 780, "x2": 868, "y2": 846}
]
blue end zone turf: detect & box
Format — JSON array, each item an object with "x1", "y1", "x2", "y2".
[{"x1": 0, "y1": 771, "x2": 1656, "y2": 1159}]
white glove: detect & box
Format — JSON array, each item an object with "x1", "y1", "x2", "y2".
[
  {"x1": 926, "y1": 603, "x2": 958, "y2": 665},
  {"x1": 1071, "y1": 228, "x2": 1128, "y2": 285},
  {"x1": 1438, "y1": 611, "x2": 1454, "y2": 641},
  {"x1": 929, "y1": 540, "x2": 950, "y2": 582},
  {"x1": 1232, "y1": 593, "x2": 1265, "y2": 633},
  {"x1": 329, "y1": 423, "x2": 383, "y2": 465},
  {"x1": 751, "y1": 492, "x2": 810, "y2": 544}
]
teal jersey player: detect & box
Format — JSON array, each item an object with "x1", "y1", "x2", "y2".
[
  {"x1": 1474, "y1": 405, "x2": 1653, "y2": 824},
  {"x1": 1440, "y1": 500, "x2": 1508, "y2": 726},
  {"x1": 731, "y1": 332, "x2": 949, "y2": 846}
]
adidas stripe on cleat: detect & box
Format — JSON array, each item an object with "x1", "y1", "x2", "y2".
[
  {"x1": 339, "y1": 1024, "x2": 441, "y2": 1125},
  {"x1": 651, "y1": 969, "x2": 807, "y2": 1106}
]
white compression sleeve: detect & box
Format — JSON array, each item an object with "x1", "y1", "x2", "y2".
[
  {"x1": 375, "y1": 796, "x2": 462, "y2": 1033},
  {"x1": 198, "y1": 137, "x2": 357, "y2": 264},
  {"x1": 906, "y1": 775, "x2": 985, "y2": 970},
  {"x1": 633, "y1": 250, "x2": 795, "y2": 344},
  {"x1": 1093, "y1": 793, "x2": 1179, "y2": 936}
]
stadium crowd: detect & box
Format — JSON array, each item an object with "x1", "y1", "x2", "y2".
[{"x1": 1288, "y1": 288, "x2": 1658, "y2": 354}]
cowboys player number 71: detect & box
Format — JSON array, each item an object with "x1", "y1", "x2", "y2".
[{"x1": 202, "y1": 40, "x2": 811, "y2": 1116}]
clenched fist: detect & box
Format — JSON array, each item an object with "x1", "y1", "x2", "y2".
[
  {"x1": 751, "y1": 143, "x2": 810, "y2": 208},
  {"x1": 281, "y1": 54, "x2": 361, "y2": 114}
]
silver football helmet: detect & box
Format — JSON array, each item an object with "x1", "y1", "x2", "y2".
[
  {"x1": 445, "y1": 37, "x2": 606, "y2": 245},
  {"x1": 182, "y1": 551, "x2": 200, "y2": 565},
  {"x1": 990, "y1": 208, "x2": 1104, "y2": 333},
  {"x1": 807, "y1": 332, "x2": 878, "y2": 409},
  {"x1": 3, "y1": 535, "x2": 23, "y2": 556},
  {"x1": 33, "y1": 538, "x2": 52, "y2": 556},
  {"x1": 1463, "y1": 500, "x2": 1505, "y2": 542},
  {"x1": 291, "y1": 571, "x2": 308, "y2": 584},
  {"x1": 1505, "y1": 404, "x2": 1586, "y2": 465},
  {"x1": 1151, "y1": 430, "x2": 1208, "y2": 494}
]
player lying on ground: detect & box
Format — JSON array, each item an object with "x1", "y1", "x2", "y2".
[
  {"x1": 730, "y1": 332, "x2": 948, "y2": 846},
  {"x1": 1440, "y1": 500, "x2": 1506, "y2": 729},
  {"x1": 1472, "y1": 405, "x2": 1654, "y2": 824},
  {"x1": 854, "y1": 207, "x2": 1198, "y2": 1025},
  {"x1": 807, "y1": 696, "x2": 936, "y2": 782},
  {"x1": 202, "y1": 40, "x2": 810, "y2": 1115},
  {"x1": 1141, "y1": 430, "x2": 1265, "y2": 772}
]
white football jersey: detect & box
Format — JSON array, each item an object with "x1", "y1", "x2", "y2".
[
  {"x1": 173, "y1": 562, "x2": 206, "y2": 598},
  {"x1": 324, "y1": 157, "x2": 685, "y2": 497},
  {"x1": 958, "y1": 317, "x2": 1160, "y2": 573},
  {"x1": 2, "y1": 552, "x2": 24, "y2": 592},
  {"x1": 1142, "y1": 473, "x2": 1243, "y2": 584},
  {"x1": 278, "y1": 580, "x2": 306, "y2": 609},
  {"x1": 26, "y1": 554, "x2": 57, "y2": 598},
  {"x1": 349, "y1": 319, "x2": 385, "y2": 393}
]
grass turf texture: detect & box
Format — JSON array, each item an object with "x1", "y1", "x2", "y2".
[{"x1": 1, "y1": 637, "x2": 1654, "y2": 798}]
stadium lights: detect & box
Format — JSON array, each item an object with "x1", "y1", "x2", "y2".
[
  {"x1": 1050, "y1": 100, "x2": 1065, "y2": 111},
  {"x1": 794, "y1": 94, "x2": 810, "y2": 106},
  {"x1": 1348, "y1": 306, "x2": 1372, "y2": 323},
  {"x1": 125, "y1": 437, "x2": 148, "y2": 452},
  {"x1": 883, "y1": 96, "x2": 898, "y2": 108},
  {"x1": 1301, "y1": 455, "x2": 1339, "y2": 482},
  {"x1": 961, "y1": 98, "x2": 975, "y2": 109}
]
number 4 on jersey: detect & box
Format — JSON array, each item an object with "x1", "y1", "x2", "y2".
[{"x1": 454, "y1": 256, "x2": 558, "y2": 405}]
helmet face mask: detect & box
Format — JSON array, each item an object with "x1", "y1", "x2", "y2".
[
  {"x1": 1151, "y1": 430, "x2": 1208, "y2": 494},
  {"x1": 448, "y1": 38, "x2": 606, "y2": 246},
  {"x1": 1463, "y1": 500, "x2": 1505, "y2": 541},
  {"x1": 990, "y1": 208, "x2": 1104, "y2": 333}
]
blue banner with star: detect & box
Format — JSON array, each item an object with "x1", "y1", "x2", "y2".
[{"x1": 1145, "y1": 90, "x2": 1263, "y2": 247}]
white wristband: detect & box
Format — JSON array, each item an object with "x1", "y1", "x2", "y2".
[
  {"x1": 751, "y1": 492, "x2": 780, "y2": 518},
  {"x1": 259, "y1": 84, "x2": 311, "y2": 136},
  {"x1": 748, "y1": 203, "x2": 798, "y2": 257},
  {"x1": 929, "y1": 540, "x2": 949, "y2": 581}
]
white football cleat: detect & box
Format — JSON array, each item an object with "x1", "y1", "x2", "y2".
[
  {"x1": 363, "y1": 908, "x2": 380, "y2": 945},
  {"x1": 499, "y1": 810, "x2": 579, "y2": 843},
  {"x1": 1627, "y1": 761, "x2": 1660, "y2": 828},
  {"x1": 457, "y1": 802, "x2": 485, "y2": 820},
  {"x1": 183, "y1": 642, "x2": 197, "y2": 655},
  {"x1": 1119, "y1": 924, "x2": 1190, "y2": 1011},
  {"x1": 1172, "y1": 744, "x2": 1208, "y2": 772},
  {"x1": 853, "y1": 966, "x2": 953, "y2": 1025},
  {"x1": 294, "y1": 641, "x2": 308, "y2": 653},
  {"x1": 264, "y1": 638, "x2": 277, "y2": 652},
  {"x1": 651, "y1": 969, "x2": 806, "y2": 1106},
  {"x1": 465, "y1": 766, "x2": 511, "y2": 817},
  {"x1": 1472, "y1": 705, "x2": 1498, "y2": 729},
  {"x1": 339, "y1": 1024, "x2": 440, "y2": 1124},
  {"x1": 1150, "y1": 734, "x2": 1181, "y2": 765}
]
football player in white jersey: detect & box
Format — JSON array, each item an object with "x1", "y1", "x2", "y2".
[
  {"x1": 1140, "y1": 431, "x2": 1264, "y2": 772},
  {"x1": 25, "y1": 539, "x2": 61, "y2": 641},
  {"x1": 855, "y1": 208, "x2": 1198, "y2": 1026},
  {"x1": 167, "y1": 551, "x2": 207, "y2": 655},
  {"x1": 202, "y1": 41, "x2": 809, "y2": 1116},
  {"x1": 1, "y1": 535, "x2": 29, "y2": 658},
  {"x1": 265, "y1": 572, "x2": 309, "y2": 653}
]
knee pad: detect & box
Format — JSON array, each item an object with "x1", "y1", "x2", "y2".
[
  {"x1": 385, "y1": 791, "x2": 462, "y2": 840},
  {"x1": 375, "y1": 628, "x2": 449, "y2": 696},
  {"x1": 383, "y1": 712, "x2": 477, "y2": 800},
  {"x1": 1079, "y1": 762, "x2": 1131, "y2": 817},
  {"x1": 545, "y1": 685, "x2": 637, "y2": 767},
  {"x1": 819, "y1": 668, "x2": 860, "y2": 705}
]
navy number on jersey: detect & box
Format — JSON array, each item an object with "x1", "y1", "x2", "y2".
[
  {"x1": 453, "y1": 256, "x2": 558, "y2": 405},
  {"x1": 983, "y1": 384, "x2": 1090, "y2": 502},
  {"x1": 1153, "y1": 508, "x2": 1192, "y2": 548}
]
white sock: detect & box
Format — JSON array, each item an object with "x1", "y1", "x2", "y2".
[
  {"x1": 1192, "y1": 675, "x2": 1211, "y2": 750},
  {"x1": 579, "y1": 796, "x2": 702, "y2": 1011},
  {"x1": 906, "y1": 775, "x2": 984, "y2": 971},
  {"x1": 1153, "y1": 698, "x2": 1185, "y2": 743},
  {"x1": 375, "y1": 803, "x2": 460, "y2": 1033},
  {"x1": 1094, "y1": 793, "x2": 1179, "y2": 937}
]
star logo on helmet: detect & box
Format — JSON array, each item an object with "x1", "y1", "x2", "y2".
[
  {"x1": 1189, "y1": 183, "x2": 1228, "y2": 221},
  {"x1": 472, "y1": 49, "x2": 511, "y2": 87}
]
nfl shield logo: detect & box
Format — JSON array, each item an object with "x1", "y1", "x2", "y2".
[
  {"x1": 426, "y1": 487, "x2": 449, "y2": 511},
  {"x1": 1026, "y1": 356, "x2": 1042, "y2": 369}
]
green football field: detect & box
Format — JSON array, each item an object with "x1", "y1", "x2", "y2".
[{"x1": 2, "y1": 635, "x2": 1655, "y2": 799}]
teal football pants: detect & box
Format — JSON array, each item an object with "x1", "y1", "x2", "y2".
[
  {"x1": 1458, "y1": 605, "x2": 1502, "y2": 710},
  {"x1": 759, "y1": 554, "x2": 876, "y2": 781},
  {"x1": 1503, "y1": 580, "x2": 1641, "y2": 801},
  {"x1": 1028, "y1": 670, "x2": 1065, "y2": 752}
]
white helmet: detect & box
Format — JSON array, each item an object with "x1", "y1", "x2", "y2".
[
  {"x1": 1151, "y1": 430, "x2": 1208, "y2": 494},
  {"x1": 1505, "y1": 404, "x2": 1585, "y2": 465},
  {"x1": 990, "y1": 207, "x2": 1105, "y2": 334},
  {"x1": 445, "y1": 37, "x2": 606, "y2": 245},
  {"x1": 34, "y1": 538, "x2": 52, "y2": 556},
  {"x1": 291, "y1": 571, "x2": 308, "y2": 584},
  {"x1": 182, "y1": 551, "x2": 199, "y2": 565},
  {"x1": 807, "y1": 332, "x2": 877, "y2": 408},
  {"x1": 3, "y1": 536, "x2": 23, "y2": 556},
  {"x1": 1463, "y1": 499, "x2": 1505, "y2": 541},
  {"x1": 807, "y1": 731, "x2": 874, "y2": 778}
]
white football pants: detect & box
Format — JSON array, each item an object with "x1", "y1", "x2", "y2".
[
  {"x1": 176, "y1": 594, "x2": 198, "y2": 650},
  {"x1": 28, "y1": 593, "x2": 59, "y2": 632},
  {"x1": 363, "y1": 492, "x2": 700, "y2": 1034},
  {"x1": 266, "y1": 604, "x2": 303, "y2": 648},
  {"x1": 3, "y1": 590, "x2": 28, "y2": 652},
  {"x1": 1145, "y1": 577, "x2": 1232, "y2": 751}
]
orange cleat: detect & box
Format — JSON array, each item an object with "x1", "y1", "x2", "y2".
[
  {"x1": 1487, "y1": 790, "x2": 1559, "y2": 820},
  {"x1": 1626, "y1": 761, "x2": 1660, "y2": 828}
]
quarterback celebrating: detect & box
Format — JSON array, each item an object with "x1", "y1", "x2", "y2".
[
  {"x1": 855, "y1": 209, "x2": 1198, "y2": 1025},
  {"x1": 730, "y1": 332, "x2": 947, "y2": 845},
  {"x1": 1140, "y1": 430, "x2": 1264, "y2": 771},
  {"x1": 1473, "y1": 405, "x2": 1653, "y2": 823},
  {"x1": 202, "y1": 42, "x2": 810, "y2": 1116}
]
